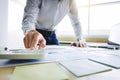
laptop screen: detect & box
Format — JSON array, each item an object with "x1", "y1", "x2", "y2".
[{"x1": 108, "y1": 23, "x2": 120, "y2": 46}]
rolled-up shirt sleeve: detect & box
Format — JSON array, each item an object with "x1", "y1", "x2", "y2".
[
  {"x1": 68, "y1": 0, "x2": 83, "y2": 41},
  {"x1": 22, "y1": 0, "x2": 40, "y2": 35}
]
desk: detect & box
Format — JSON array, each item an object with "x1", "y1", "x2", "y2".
[
  {"x1": 0, "y1": 67, "x2": 14, "y2": 80},
  {"x1": 0, "y1": 64, "x2": 120, "y2": 80},
  {"x1": 0, "y1": 46, "x2": 120, "y2": 80}
]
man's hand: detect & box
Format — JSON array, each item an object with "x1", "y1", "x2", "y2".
[
  {"x1": 23, "y1": 30, "x2": 46, "y2": 50},
  {"x1": 70, "y1": 41, "x2": 86, "y2": 47}
]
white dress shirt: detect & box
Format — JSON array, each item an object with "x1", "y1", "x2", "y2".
[{"x1": 22, "y1": 0, "x2": 82, "y2": 41}]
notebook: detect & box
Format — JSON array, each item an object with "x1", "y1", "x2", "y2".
[
  {"x1": 89, "y1": 53, "x2": 120, "y2": 69},
  {"x1": 11, "y1": 63, "x2": 69, "y2": 80},
  {"x1": 60, "y1": 60, "x2": 112, "y2": 77}
]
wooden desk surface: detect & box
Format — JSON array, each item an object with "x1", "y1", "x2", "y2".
[{"x1": 0, "y1": 67, "x2": 14, "y2": 80}]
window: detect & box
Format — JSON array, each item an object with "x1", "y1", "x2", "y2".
[
  {"x1": 89, "y1": 0, "x2": 120, "y2": 36},
  {"x1": 8, "y1": 0, "x2": 120, "y2": 42},
  {"x1": 56, "y1": 0, "x2": 120, "y2": 39}
]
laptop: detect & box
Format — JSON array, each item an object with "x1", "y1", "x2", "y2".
[
  {"x1": 87, "y1": 23, "x2": 120, "y2": 49},
  {"x1": 108, "y1": 23, "x2": 120, "y2": 46},
  {"x1": 88, "y1": 24, "x2": 120, "y2": 69}
]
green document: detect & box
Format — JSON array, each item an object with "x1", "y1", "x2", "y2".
[{"x1": 11, "y1": 63, "x2": 69, "y2": 80}]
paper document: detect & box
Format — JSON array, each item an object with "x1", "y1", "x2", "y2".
[
  {"x1": 11, "y1": 63, "x2": 69, "y2": 80},
  {"x1": 60, "y1": 60, "x2": 112, "y2": 77},
  {"x1": 89, "y1": 54, "x2": 120, "y2": 69}
]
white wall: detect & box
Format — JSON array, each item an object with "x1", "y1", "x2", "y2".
[
  {"x1": 0, "y1": 0, "x2": 25, "y2": 49},
  {"x1": 0, "y1": 0, "x2": 8, "y2": 49},
  {"x1": 8, "y1": 0, "x2": 26, "y2": 49}
]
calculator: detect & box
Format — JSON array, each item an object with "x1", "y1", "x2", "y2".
[{"x1": 0, "y1": 49, "x2": 46, "y2": 59}]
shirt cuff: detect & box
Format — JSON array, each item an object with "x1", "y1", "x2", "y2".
[
  {"x1": 22, "y1": 25, "x2": 36, "y2": 35},
  {"x1": 77, "y1": 39, "x2": 86, "y2": 43}
]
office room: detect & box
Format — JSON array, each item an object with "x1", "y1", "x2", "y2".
[{"x1": 0, "y1": 0, "x2": 120, "y2": 80}]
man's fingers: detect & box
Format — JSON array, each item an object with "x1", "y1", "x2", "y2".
[
  {"x1": 71, "y1": 42, "x2": 85, "y2": 47},
  {"x1": 23, "y1": 30, "x2": 46, "y2": 50},
  {"x1": 38, "y1": 39, "x2": 46, "y2": 49},
  {"x1": 23, "y1": 37, "x2": 29, "y2": 48},
  {"x1": 23, "y1": 37, "x2": 27, "y2": 48},
  {"x1": 26, "y1": 33, "x2": 32, "y2": 48},
  {"x1": 24, "y1": 33, "x2": 33, "y2": 48},
  {"x1": 30, "y1": 34, "x2": 39, "y2": 50},
  {"x1": 79, "y1": 43, "x2": 83, "y2": 47}
]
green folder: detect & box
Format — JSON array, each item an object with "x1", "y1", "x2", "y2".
[{"x1": 11, "y1": 63, "x2": 69, "y2": 80}]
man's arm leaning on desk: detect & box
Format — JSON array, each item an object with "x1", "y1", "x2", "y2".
[{"x1": 68, "y1": 0, "x2": 85, "y2": 47}]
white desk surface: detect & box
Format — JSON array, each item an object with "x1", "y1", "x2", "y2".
[
  {"x1": 0, "y1": 64, "x2": 120, "y2": 80},
  {"x1": 0, "y1": 45, "x2": 120, "y2": 80}
]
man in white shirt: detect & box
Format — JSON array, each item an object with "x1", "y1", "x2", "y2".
[{"x1": 22, "y1": 0, "x2": 85, "y2": 50}]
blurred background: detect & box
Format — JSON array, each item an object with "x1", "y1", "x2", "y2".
[{"x1": 1, "y1": 0, "x2": 120, "y2": 49}]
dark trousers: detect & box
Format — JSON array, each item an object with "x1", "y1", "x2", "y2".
[{"x1": 36, "y1": 29, "x2": 59, "y2": 45}]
